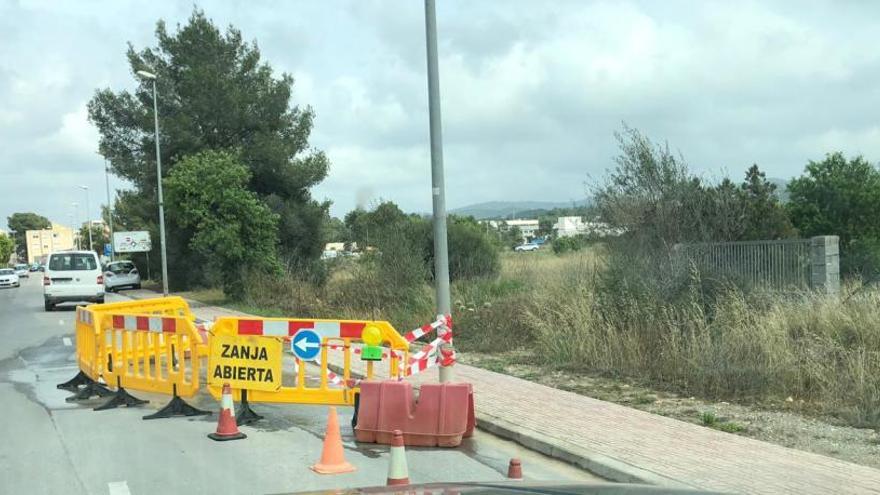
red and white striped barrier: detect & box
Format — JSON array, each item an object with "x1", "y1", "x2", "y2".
[
  {"x1": 236, "y1": 319, "x2": 366, "y2": 339},
  {"x1": 110, "y1": 314, "x2": 180, "y2": 333},
  {"x1": 77, "y1": 308, "x2": 93, "y2": 325}
]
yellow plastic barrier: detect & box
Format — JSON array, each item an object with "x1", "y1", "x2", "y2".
[
  {"x1": 100, "y1": 313, "x2": 204, "y2": 397},
  {"x1": 206, "y1": 317, "x2": 410, "y2": 406},
  {"x1": 73, "y1": 306, "x2": 101, "y2": 380},
  {"x1": 60, "y1": 297, "x2": 202, "y2": 406}
]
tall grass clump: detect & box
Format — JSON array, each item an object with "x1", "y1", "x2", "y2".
[{"x1": 521, "y1": 250, "x2": 880, "y2": 425}]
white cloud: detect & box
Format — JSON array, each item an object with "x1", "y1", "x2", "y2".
[{"x1": 40, "y1": 103, "x2": 99, "y2": 157}]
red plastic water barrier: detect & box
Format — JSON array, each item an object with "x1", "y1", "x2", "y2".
[{"x1": 355, "y1": 380, "x2": 475, "y2": 447}]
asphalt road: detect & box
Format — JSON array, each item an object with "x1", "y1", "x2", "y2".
[{"x1": 0, "y1": 276, "x2": 601, "y2": 494}]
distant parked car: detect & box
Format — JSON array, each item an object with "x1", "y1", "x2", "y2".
[
  {"x1": 103, "y1": 260, "x2": 141, "y2": 292},
  {"x1": 514, "y1": 243, "x2": 540, "y2": 252},
  {"x1": 29, "y1": 264, "x2": 40, "y2": 272},
  {"x1": 0, "y1": 268, "x2": 20, "y2": 288},
  {"x1": 14, "y1": 263, "x2": 29, "y2": 278}
]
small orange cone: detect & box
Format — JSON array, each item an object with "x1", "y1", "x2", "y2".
[
  {"x1": 208, "y1": 383, "x2": 246, "y2": 441},
  {"x1": 311, "y1": 407, "x2": 356, "y2": 474},
  {"x1": 507, "y1": 458, "x2": 523, "y2": 479},
  {"x1": 386, "y1": 430, "x2": 410, "y2": 486}
]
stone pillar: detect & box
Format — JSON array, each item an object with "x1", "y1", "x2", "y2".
[{"x1": 811, "y1": 236, "x2": 840, "y2": 295}]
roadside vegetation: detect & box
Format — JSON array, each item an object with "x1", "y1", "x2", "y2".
[{"x1": 230, "y1": 126, "x2": 880, "y2": 437}]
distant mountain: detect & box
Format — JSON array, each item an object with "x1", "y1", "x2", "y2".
[{"x1": 449, "y1": 199, "x2": 590, "y2": 220}]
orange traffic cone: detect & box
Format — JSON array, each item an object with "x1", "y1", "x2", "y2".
[
  {"x1": 208, "y1": 383, "x2": 246, "y2": 441},
  {"x1": 386, "y1": 430, "x2": 410, "y2": 486},
  {"x1": 311, "y1": 407, "x2": 356, "y2": 474},
  {"x1": 507, "y1": 458, "x2": 522, "y2": 480}
]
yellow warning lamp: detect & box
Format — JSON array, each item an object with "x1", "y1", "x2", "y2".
[{"x1": 360, "y1": 325, "x2": 383, "y2": 361}]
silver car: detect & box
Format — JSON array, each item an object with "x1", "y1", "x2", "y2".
[{"x1": 103, "y1": 260, "x2": 141, "y2": 292}]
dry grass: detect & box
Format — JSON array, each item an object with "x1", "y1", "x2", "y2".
[{"x1": 225, "y1": 244, "x2": 880, "y2": 427}]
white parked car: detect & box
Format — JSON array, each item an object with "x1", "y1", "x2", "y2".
[
  {"x1": 103, "y1": 260, "x2": 141, "y2": 292},
  {"x1": 0, "y1": 268, "x2": 20, "y2": 288},
  {"x1": 43, "y1": 251, "x2": 104, "y2": 311},
  {"x1": 14, "y1": 263, "x2": 29, "y2": 278},
  {"x1": 514, "y1": 243, "x2": 540, "y2": 252}
]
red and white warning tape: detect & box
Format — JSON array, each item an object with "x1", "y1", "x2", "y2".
[
  {"x1": 292, "y1": 314, "x2": 455, "y2": 385},
  {"x1": 403, "y1": 314, "x2": 454, "y2": 378},
  {"x1": 402, "y1": 315, "x2": 450, "y2": 343}
]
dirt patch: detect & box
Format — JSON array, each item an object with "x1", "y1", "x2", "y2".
[{"x1": 458, "y1": 351, "x2": 880, "y2": 469}]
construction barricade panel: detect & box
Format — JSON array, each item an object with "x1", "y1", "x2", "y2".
[
  {"x1": 206, "y1": 316, "x2": 411, "y2": 406},
  {"x1": 100, "y1": 313, "x2": 203, "y2": 397}
]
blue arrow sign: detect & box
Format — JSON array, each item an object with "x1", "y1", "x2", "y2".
[{"x1": 291, "y1": 329, "x2": 321, "y2": 361}]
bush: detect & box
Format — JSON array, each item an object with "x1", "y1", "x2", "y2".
[{"x1": 446, "y1": 218, "x2": 500, "y2": 280}]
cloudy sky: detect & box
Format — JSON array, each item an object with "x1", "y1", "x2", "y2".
[{"x1": 2, "y1": 0, "x2": 879, "y2": 227}]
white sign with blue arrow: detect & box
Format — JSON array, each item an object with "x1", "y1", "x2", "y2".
[{"x1": 291, "y1": 329, "x2": 322, "y2": 361}]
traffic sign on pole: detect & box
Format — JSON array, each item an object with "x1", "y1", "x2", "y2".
[{"x1": 291, "y1": 329, "x2": 321, "y2": 361}]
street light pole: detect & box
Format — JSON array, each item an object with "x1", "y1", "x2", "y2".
[
  {"x1": 138, "y1": 70, "x2": 169, "y2": 296},
  {"x1": 105, "y1": 162, "x2": 115, "y2": 262},
  {"x1": 71, "y1": 202, "x2": 80, "y2": 249},
  {"x1": 79, "y1": 186, "x2": 92, "y2": 253},
  {"x1": 424, "y1": 0, "x2": 453, "y2": 383}
]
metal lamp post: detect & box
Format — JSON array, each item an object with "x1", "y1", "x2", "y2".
[
  {"x1": 137, "y1": 69, "x2": 169, "y2": 296},
  {"x1": 71, "y1": 202, "x2": 80, "y2": 249},
  {"x1": 105, "y1": 161, "x2": 115, "y2": 262},
  {"x1": 79, "y1": 185, "x2": 92, "y2": 252},
  {"x1": 424, "y1": 0, "x2": 453, "y2": 382}
]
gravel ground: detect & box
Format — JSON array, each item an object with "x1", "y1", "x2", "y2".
[{"x1": 459, "y1": 351, "x2": 880, "y2": 469}]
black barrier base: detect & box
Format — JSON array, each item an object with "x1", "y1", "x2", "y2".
[
  {"x1": 56, "y1": 370, "x2": 93, "y2": 392},
  {"x1": 143, "y1": 395, "x2": 210, "y2": 420},
  {"x1": 208, "y1": 432, "x2": 247, "y2": 441},
  {"x1": 235, "y1": 390, "x2": 264, "y2": 426},
  {"x1": 94, "y1": 387, "x2": 148, "y2": 410},
  {"x1": 143, "y1": 386, "x2": 210, "y2": 420},
  {"x1": 351, "y1": 392, "x2": 360, "y2": 429},
  {"x1": 94, "y1": 382, "x2": 148, "y2": 411},
  {"x1": 65, "y1": 380, "x2": 113, "y2": 402}
]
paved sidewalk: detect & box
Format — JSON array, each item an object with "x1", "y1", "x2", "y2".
[{"x1": 124, "y1": 291, "x2": 880, "y2": 494}]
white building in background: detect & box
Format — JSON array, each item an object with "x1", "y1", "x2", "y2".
[
  {"x1": 504, "y1": 219, "x2": 540, "y2": 241},
  {"x1": 553, "y1": 216, "x2": 624, "y2": 238},
  {"x1": 480, "y1": 218, "x2": 541, "y2": 242}
]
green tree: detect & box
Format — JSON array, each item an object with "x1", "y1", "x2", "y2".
[
  {"x1": 0, "y1": 234, "x2": 13, "y2": 265},
  {"x1": 344, "y1": 202, "x2": 408, "y2": 249},
  {"x1": 787, "y1": 152, "x2": 880, "y2": 277},
  {"x1": 322, "y1": 216, "x2": 350, "y2": 244},
  {"x1": 7, "y1": 212, "x2": 51, "y2": 260},
  {"x1": 78, "y1": 224, "x2": 110, "y2": 257},
  {"x1": 593, "y1": 125, "x2": 714, "y2": 247},
  {"x1": 88, "y1": 8, "x2": 327, "y2": 288},
  {"x1": 500, "y1": 224, "x2": 523, "y2": 249},
  {"x1": 739, "y1": 164, "x2": 796, "y2": 240},
  {"x1": 165, "y1": 150, "x2": 280, "y2": 298},
  {"x1": 446, "y1": 217, "x2": 500, "y2": 279}
]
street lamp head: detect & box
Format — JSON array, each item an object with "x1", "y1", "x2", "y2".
[{"x1": 136, "y1": 70, "x2": 157, "y2": 80}]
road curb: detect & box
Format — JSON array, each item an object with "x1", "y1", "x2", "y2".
[
  {"x1": 116, "y1": 290, "x2": 689, "y2": 486},
  {"x1": 474, "y1": 412, "x2": 694, "y2": 488}
]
